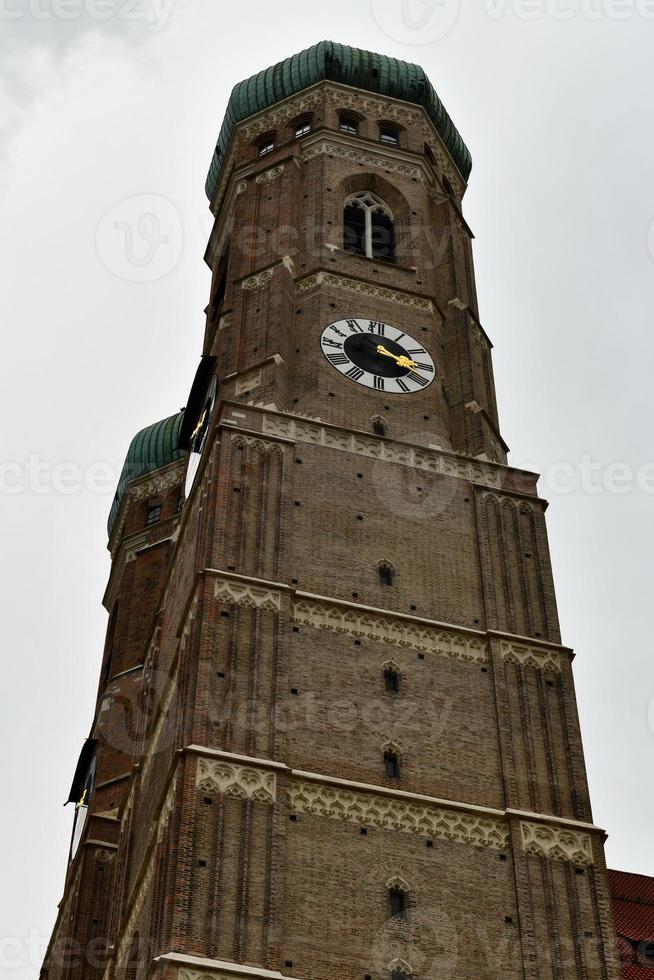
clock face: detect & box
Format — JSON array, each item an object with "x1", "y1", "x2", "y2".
[
  {"x1": 70, "y1": 757, "x2": 96, "y2": 862},
  {"x1": 184, "y1": 375, "x2": 218, "y2": 498},
  {"x1": 320, "y1": 319, "x2": 436, "y2": 394}
]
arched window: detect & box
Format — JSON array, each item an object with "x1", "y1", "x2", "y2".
[
  {"x1": 384, "y1": 665, "x2": 401, "y2": 694},
  {"x1": 339, "y1": 113, "x2": 359, "y2": 135},
  {"x1": 343, "y1": 192, "x2": 395, "y2": 262},
  {"x1": 372, "y1": 416, "x2": 387, "y2": 437},
  {"x1": 293, "y1": 116, "x2": 312, "y2": 139},
  {"x1": 378, "y1": 561, "x2": 394, "y2": 587},
  {"x1": 388, "y1": 883, "x2": 408, "y2": 919},
  {"x1": 257, "y1": 134, "x2": 276, "y2": 157},
  {"x1": 384, "y1": 747, "x2": 401, "y2": 780},
  {"x1": 379, "y1": 123, "x2": 400, "y2": 145}
]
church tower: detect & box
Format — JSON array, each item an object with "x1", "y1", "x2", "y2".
[{"x1": 42, "y1": 41, "x2": 622, "y2": 980}]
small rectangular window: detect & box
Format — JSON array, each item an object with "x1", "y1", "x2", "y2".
[
  {"x1": 294, "y1": 121, "x2": 311, "y2": 138},
  {"x1": 258, "y1": 139, "x2": 275, "y2": 157},
  {"x1": 379, "y1": 125, "x2": 399, "y2": 145},
  {"x1": 146, "y1": 505, "x2": 161, "y2": 526},
  {"x1": 340, "y1": 115, "x2": 359, "y2": 135}
]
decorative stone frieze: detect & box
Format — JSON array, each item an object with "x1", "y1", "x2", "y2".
[
  {"x1": 500, "y1": 639, "x2": 562, "y2": 674},
  {"x1": 213, "y1": 576, "x2": 282, "y2": 611},
  {"x1": 255, "y1": 165, "x2": 284, "y2": 184},
  {"x1": 482, "y1": 491, "x2": 536, "y2": 515},
  {"x1": 235, "y1": 369, "x2": 262, "y2": 395},
  {"x1": 287, "y1": 781, "x2": 509, "y2": 851},
  {"x1": 290, "y1": 598, "x2": 487, "y2": 664},
  {"x1": 196, "y1": 758, "x2": 277, "y2": 804},
  {"x1": 296, "y1": 271, "x2": 434, "y2": 313},
  {"x1": 241, "y1": 268, "x2": 274, "y2": 291},
  {"x1": 239, "y1": 90, "x2": 322, "y2": 141},
  {"x1": 261, "y1": 414, "x2": 502, "y2": 488},
  {"x1": 231, "y1": 433, "x2": 285, "y2": 455},
  {"x1": 303, "y1": 140, "x2": 421, "y2": 179},
  {"x1": 130, "y1": 466, "x2": 184, "y2": 503},
  {"x1": 520, "y1": 821, "x2": 594, "y2": 866}
]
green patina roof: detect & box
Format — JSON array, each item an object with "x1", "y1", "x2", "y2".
[
  {"x1": 205, "y1": 40, "x2": 471, "y2": 201},
  {"x1": 107, "y1": 412, "x2": 185, "y2": 538}
]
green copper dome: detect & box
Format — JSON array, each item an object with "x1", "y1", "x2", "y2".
[
  {"x1": 107, "y1": 412, "x2": 185, "y2": 537},
  {"x1": 205, "y1": 40, "x2": 472, "y2": 200}
]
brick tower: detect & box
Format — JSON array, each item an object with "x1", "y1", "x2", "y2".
[{"x1": 42, "y1": 41, "x2": 622, "y2": 980}]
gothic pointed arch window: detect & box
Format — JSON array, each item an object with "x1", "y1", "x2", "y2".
[
  {"x1": 343, "y1": 191, "x2": 395, "y2": 262},
  {"x1": 387, "y1": 877, "x2": 410, "y2": 919},
  {"x1": 383, "y1": 662, "x2": 401, "y2": 694},
  {"x1": 383, "y1": 744, "x2": 401, "y2": 780}
]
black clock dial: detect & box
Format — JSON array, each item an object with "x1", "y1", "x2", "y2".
[
  {"x1": 344, "y1": 332, "x2": 413, "y2": 378},
  {"x1": 320, "y1": 319, "x2": 436, "y2": 394}
]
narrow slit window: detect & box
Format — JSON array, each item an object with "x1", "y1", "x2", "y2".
[
  {"x1": 389, "y1": 885, "x2": 407, "y2": 919},
  {"x1": 379, "y1": 563, "x2": 394, "y2": 587},
  {"x1": 384, "y1": 668, "x2": 400, "y2": 694},
  {"x1": 384, "y1": 750, "x2": 401, "y2": 780}
]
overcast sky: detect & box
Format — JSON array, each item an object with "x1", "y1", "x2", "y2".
[{"x1": 1, "y1": 1, "x2": 654, "y2": 975}]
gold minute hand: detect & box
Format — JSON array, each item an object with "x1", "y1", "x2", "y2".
[{"x1": 376, "y1": 344, "x2": 418, "y2": 371}]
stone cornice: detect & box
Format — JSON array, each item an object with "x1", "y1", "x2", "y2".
[
  {"x1": 154, "y1": 953, "x2": 295, "y2": 979},
  {"x1": 183, "y1": 746, "x2": 603, "y2": 864},
  {"x1": 208, "y1": 81, "x2": 467, "y2": 218},
  {"x1": 219, "y1": 404, "x2": 541, "y2": 496},
  {"x1": 296, "y1": 269, "x2": 435, "y2": 313}
]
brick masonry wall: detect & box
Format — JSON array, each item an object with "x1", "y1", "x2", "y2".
[{"x1": 41, "y1": 80, "x2": 623, "y2": 980}]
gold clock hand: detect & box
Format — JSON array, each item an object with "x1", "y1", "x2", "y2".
[
  {"x1": 376, "y1": 344, "x2": 418, "y2": 370},
  {"x1": 190, "y1": 409, "x2": 208, "y2": 446}
]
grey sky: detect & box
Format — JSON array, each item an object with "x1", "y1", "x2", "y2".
[{"x1": 1, "y1": 1, "x2": 653, "y2": 975}]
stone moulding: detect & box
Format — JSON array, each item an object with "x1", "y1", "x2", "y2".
[
  {"x1": 234, "y1": 369, "x2": 262, "y2": 396},
  {"x1": 231, "y1": 433, "x2": 285, "y2": 455},
  {"x1": 255, "y1": 165, "x2": 284, "y2": 184},
  {"x1": 196, "y1": 758, "x2": 277, "y2": 804},
  {"x1": 501, "y1": 638, "x2": 562, "y2": 674},
  {"x1": 291, "y1": 598, "x2": 487, "y2": 665},
  {"x1": 303, "y1": 139, "x2": 421, "y2": 180},
  {"x1": 287, "y1": 780, "x2": 509, "y2": 851},
  {"x1": 296, "y1": 270, "x2": 434, "y2": 313},
  {"x1": 241, "y1": 268, "x2": 274, "y2": 291},
  {"x1": 214, "y1": 577, "x2": 282, "y2": 612},
  {"x1": 520, "y1": 821, "x2": 594, "y2": 866},
  {"x1": 261, "y1": 413, "x2": 502, "y2": 488}
]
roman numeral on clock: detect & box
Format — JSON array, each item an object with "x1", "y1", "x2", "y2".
[
  {"x1": 368, "y1": 321, "x2": 385, "y2": 335},
  {"x1": 345, "y1": 366, "x2": 364, "y2": 381},
  {"x1": 408, "y1": 371, "x2": 430, "y2": 387},
  {"x1": 407, "y1": 347, "x2": 426, "y2": 355},
  {"x1": 327, "y1": 353, "x2": 349, "y2": 366},
  {"x1": 322, "y1": 339, "x2": 343, "y2": 349},
  {"x1": 346, "y1": 319, "x2": 364, "y2": 332},
  {"x1": 374, "y1": 376, "x2": 385, "y2": 390},
  {"x1": 413, "y1": 362, "x2": 434, "y2": 372}
]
